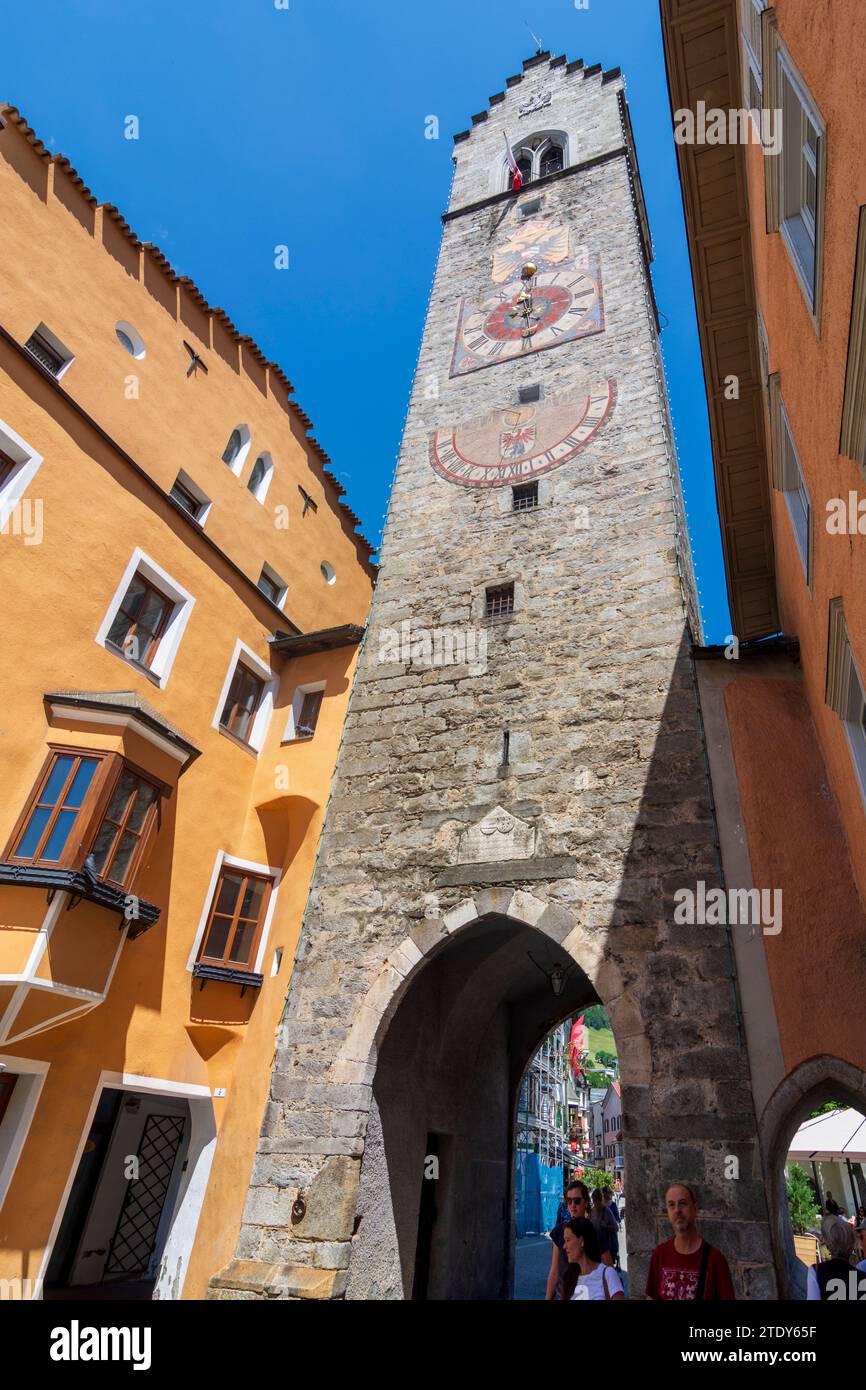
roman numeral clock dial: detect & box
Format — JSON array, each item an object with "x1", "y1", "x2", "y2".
[
  {"x1": 429, "y1": 383, "x2": 617, "y2": 488},
  {"x1": 450, "y1": 252, "x2": 605, "y2": 378}
]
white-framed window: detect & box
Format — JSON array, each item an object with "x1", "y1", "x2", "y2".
[
  {"x1": 24, "y1": 322, "x2": 74, "y2": 379},
  {"x1": 0, "y1": 417, "x2": 44, "y2": 536},
  {"x1": 283, "y1": 681, "x2": 326, "y2": 743},
  {"x1": 247, "y1": 452, "x2": 274, "y2": 504},
  {"x1": 742, "y1": 0, "x2": 765, "y2": 110},
  {"x1": 115, "y1": 321, "x2": 146, "y2": 359},
  {"x1": 221, "y1": 424, "x2": 251, "y2": 477},
  {"x1": 211, "y1": 639, "x2": 276, "y2": 755},
  {"x1": 0, "y1": 1055, "x2": 49, "y2": 1213},
  {"x1": 185, "y1": 851, "x2": 281, "y2": 978},
  {"x1": 769, "y1": 378, "x2": 811, "y2": 582},
  {"x1": 169, "y1": 470, "x2": 212, "y2": 526},
  {"x1": 95, "y1": 548, "x2": 195, "y2": 687},
  {"x1": 765, "y1": 20, "x2": 826, "y2": 323},
  {"x1": 780, "y1": 409, "x2": 810, "y2": 581},
  {"x1": 257, "y1": 563, "x2": 288, "y2": 610},
  {"x1": 826, "y1": 600, "x2": 866, "y2": 807}
]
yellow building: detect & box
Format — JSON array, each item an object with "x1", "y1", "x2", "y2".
[{"x1": 0, "y1": 104, "x2": 375, "y2": 1299}]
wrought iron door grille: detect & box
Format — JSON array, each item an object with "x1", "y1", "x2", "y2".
[{"x1": 104, "y1": 1113, "x2": 186, "y2": 1278}]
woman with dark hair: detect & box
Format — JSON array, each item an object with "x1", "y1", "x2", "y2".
[{"x1": 561, "y1": 1218, "x2": 625, "y2": 1301}]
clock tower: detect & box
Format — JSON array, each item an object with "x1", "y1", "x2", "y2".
[{"x1": 211, "y1": 52, "x2": 776, "y2": 1301}]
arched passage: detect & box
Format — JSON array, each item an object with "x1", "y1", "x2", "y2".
[
  {"x1": 761, "y1": 1056, "x2": 866, "y2": 1299},
  {"x1": 343, "y1": 900, "x2": 632, "y2": 1300}
]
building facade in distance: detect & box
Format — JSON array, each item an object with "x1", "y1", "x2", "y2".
[{"x1": 0, "y1": 105, "x2": 374, "y2": 1299}]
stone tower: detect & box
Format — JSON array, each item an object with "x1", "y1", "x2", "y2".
[{"x1": 211, "y1": 51, "x2": 776, "y2": 1301}]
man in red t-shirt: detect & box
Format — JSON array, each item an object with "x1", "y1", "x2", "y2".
[{"x1": 645, "y1": 1184, "x2": 736, "y2": 1300}]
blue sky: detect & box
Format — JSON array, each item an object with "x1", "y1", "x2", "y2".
[{"x1": 1, "y1": 0, "x2": 732, "y2": 640}]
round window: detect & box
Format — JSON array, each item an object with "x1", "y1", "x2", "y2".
[
  {"x1": 320, "y1": 562, "x2": 336, "y2": 585},
  {"x1": 115, "y1": 321, "x2": 146, "y2": 359}
]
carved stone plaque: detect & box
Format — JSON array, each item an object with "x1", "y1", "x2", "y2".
[{"x1": 457, "y1": 806, "x2": 536, "y2": 864}]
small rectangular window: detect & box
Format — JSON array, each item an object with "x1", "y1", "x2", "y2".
[
  {"x1": 106, "y1": 573, "x2": 174, "y2": 670},
  {"x1": 24, "y1": 324, "x2": 73, "y2": 378},
  {"x1": 169, "y1": 479, "x2": 201, "y2": 517},
  {"x1": 486, "y1": 583, "x2": 515, "y2": 619},
  {"x1": 198, "y1": 867, "x2": 272, "y2": 971},
  {"x1": 518, "y1": 384, "x2": 541, "y2": 404},
  {"x1": 220, "y1": 664, "x2": 265, "y2": 743},
  {"x1": 779, "y1": 408, "x2": 811, "y2": 580},
  {"x1": 777, "y1": 50, "x2": 825, "y2": 312},
  {"x1": 512, "y1": 482, "x2": 539, "y2": 511},
  {"x1": 297, "y1": 689, "x2": 324, "y2": 739},
  {"x1": 257, "y1": 565, "x2": 287, "y2": 608}
]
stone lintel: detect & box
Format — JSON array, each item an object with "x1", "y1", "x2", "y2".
[{"x1": 434, "y1": 856, "x2": 578, "y2": 887}]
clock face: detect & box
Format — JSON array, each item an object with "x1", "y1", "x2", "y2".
[
  {"x1": 450, "y1": 255, "x2": 604, "y2": 378},
  {"x1": 491, "y1": 219, "x2": 571, "y2": 284},
  {"x1": 429, "y1": 381, "x2": 616, "y2": 488}
]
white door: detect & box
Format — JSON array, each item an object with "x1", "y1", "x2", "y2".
[{"x1": 69, "y1": 1091, "x2": 189, "y2": 1286}]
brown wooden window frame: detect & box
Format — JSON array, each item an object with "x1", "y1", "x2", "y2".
[
  {"x1": 219, "y1": 662, "x2": 266, "y2": 745},
  {"x1": 106, "y1": 572, "x2": 175, "y2": 672},
  {"x1": 197, "y1": 866, "x2": 273, "y2": 973},
  {"x1": 2, "y1": 744, "x2": 166, "y2": 890},
  {"x1": 296, "y1": 688, "x2": 324, "y2": 739}
]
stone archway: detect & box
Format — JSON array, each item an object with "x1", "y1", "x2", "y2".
[
  {"x1": 760, "y1": 1056, "x2": 866, "y2": 1299},
  {"x1": 342, "y1": 896, "x2": 621, "y2": 1299}
]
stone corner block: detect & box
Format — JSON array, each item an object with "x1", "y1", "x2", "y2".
[{"x1": 266, "y1": 1265, "x2": 348, "y2": 1300}]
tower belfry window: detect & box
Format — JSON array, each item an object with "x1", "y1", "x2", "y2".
[
  {"x1": 517, "y1": 156, "x2": 533, "y2": 186},
  {"x1": 539, "y1": 144, "x2": 564, "y2": 179}
]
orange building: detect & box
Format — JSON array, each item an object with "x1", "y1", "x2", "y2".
[
  {"x1": 661, "y1": 0, "x2": 866, "y2": 1292},
  {"x1": 0, "y1": 105, "x2": 374, "y2": 1299}
]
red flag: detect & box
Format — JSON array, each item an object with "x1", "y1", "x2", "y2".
[
  {"x1": 569, "y1": 1016, "x2": 586, "y2": 1080},
  {"x1": 503, "y1": 131, "x2": 523, "y2": 190}
]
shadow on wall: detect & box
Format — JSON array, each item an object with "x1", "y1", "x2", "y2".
[{"x1": 342, "y1": 628, "x2": 774, "y2": 1299}]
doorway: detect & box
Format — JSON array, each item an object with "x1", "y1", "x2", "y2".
[{"x1": 45, "y1": 1088, "x2": 191, "y2": 1299}]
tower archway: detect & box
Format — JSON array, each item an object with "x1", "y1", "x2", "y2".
[{"x1": 342, "y1": 899, "x2": 631, "y2": 1300}]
